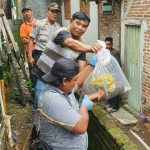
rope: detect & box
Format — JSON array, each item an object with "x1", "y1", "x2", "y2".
[{"x1": 22, "y1": 108, "x2": 75, "y2": 150}]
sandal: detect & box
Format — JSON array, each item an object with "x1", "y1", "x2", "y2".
[
  {"x1": 103, "y1": 104, "x2": 111, "y2": 110},
  {"x1": 109, "y1": 108, "x2": 118, "y2": 113}
]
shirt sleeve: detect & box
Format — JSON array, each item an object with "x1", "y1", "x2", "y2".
[
  {"x1": 42, "y1": 93, "x2": 81, "y2": 131},
  {"x1": 20, "y1": 24, "x2": 27, "y2": 38},
  {"x1": 53, "y1": 30, "x2": 71, "y2": 46},
  {"x1": 30, "y1": 21, "x2": 40, "y2": 39},
  {"x1": 76, "y1": 53, "x2": 86, "y2": 61}
]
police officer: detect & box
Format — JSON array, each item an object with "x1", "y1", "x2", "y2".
[
  {"x1": 27, "y1": 3, "x2": 61, "y2": 141},
  {"x1": 28, "y1": 3, "x2": 61, "y2": 67}
]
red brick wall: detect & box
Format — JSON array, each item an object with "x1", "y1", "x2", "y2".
[
  {"x1": 98, "y1": 1, "x2": 121, "y2": 50},
  {"x1": 124, "y1": 0, "x2": 150, "y2": 117}
]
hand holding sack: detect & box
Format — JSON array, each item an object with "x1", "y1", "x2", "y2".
[{"x1": 79, "y1": 40, "x2": 131, "y2": 103}]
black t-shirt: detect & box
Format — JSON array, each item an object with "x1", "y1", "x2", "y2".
[{"x1": 53, "y1": 30, "x2": 86, "y2": 61}]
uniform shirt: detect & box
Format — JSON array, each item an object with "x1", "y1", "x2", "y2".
[
  {"x1": 39, "y1": 85, "x2": 88, "y2": 150},
  {"x1": 20, "y1": 18, "x2": 37, "y2": 52},
  {"x1": 30, "y1": 18, "x2": 60, "y2": 51}
]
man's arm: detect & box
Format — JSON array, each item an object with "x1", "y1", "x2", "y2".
[
  {"x1": 72, "y1": 105, "x2": 89, "y2": 134},
  {"x1": 28, "y1": 37, "x2": 35, "y2": 67},
  {"x1": 63, "y1": 38, "x2": 101, "y2": 53},
  {"x1": 21, "y1": 37, "x2": 29, "y2": 44}
]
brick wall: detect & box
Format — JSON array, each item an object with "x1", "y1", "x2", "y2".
[
  {"x1": 124, "y1": 0, "x2": 150, "y2": 117},
  {"x1": 98, "y1": 1, "x2": 121, "y2": 51}
]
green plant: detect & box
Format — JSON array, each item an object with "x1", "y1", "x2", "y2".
[{"x1": 24, "y1": 79, "x2": 33, "y2": 88}]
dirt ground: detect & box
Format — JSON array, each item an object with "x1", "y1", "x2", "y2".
[{"x1": 5, "y1": 69, "x2": 150, "y2": 150}]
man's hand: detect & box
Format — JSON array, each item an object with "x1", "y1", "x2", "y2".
[
  {"x1": 81, "y1": 95, "x2": 93, "y2": 110},
  {"x1": 89, "y1": 43, "x2": 102, "y2": 53},
  {"x1": 28, "y1": 56, "x2": 35, "y2": 68}
]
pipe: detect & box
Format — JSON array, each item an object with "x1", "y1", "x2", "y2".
[{"x1": 130, "y1": 129, "x2": 150, "y2": 150}]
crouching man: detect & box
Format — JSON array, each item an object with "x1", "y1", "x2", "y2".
[{"x1": 38, "y1": 57, "x2": 96, "y2": 150}]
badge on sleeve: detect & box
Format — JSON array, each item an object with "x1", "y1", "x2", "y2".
[{"x1": 43, "y1": 25, "x2": 46, "y2": 29}]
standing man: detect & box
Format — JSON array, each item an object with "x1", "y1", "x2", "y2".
[
  {"x1": 30, "y1": 11, "x2": 101, "y2": 140},
  {"x1": 20, "y1": 5, "x2": 37, "y2": 99},
  {"x1": 20, "y1": 5, "x2": 37, "y2": 56},
  {"x1": 104, "y1": 37, "x2": 122, "y2": 112},
  {"x1": 38, "y1": 57, "x2": 95, "y2": 150},
  {"x1": 27, "y1": 3, "x2": 61, "y2": 67},
  {"x1": 27, "y1": 3, "x2": 61, "y2": 141}
]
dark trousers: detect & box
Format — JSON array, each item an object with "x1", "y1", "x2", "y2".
[{"x1": 108, "y1": 96, "x2": 120, "y2": 110}]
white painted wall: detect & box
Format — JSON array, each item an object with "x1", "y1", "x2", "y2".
[{"x1": 61, "y1": 0, "x2": 98, "y2": 60}]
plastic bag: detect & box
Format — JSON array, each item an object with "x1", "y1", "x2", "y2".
[{"x1": 80, "y1": 40, "x2": 131, "y2": 102}]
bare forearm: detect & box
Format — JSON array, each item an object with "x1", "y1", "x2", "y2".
[
  {"x1": 21, "y1": 37, "x2": 29, "y2": 44},
  {"x1": 28, "y1": 37, "x2": 34, "y2": 57},
  {"x1": 64, "y1": 38, "x2": 91, "y2": 53},
  {"x1": 76, "y1": 65, "x2": 94, "y2": 90}
]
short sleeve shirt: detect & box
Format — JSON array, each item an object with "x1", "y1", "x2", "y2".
[
  {"x1": 30, "y1": 18, "x2": 60, "y2": 51},
  {"x1": 39, "y1": 85, "x2": 88, "y2": 150},
  {"x1": 20, "y1": 19, "x2": 37, "y2": 52},
  {"x1": 53, "y1": 30, "x2": 86, "y2": 61}
]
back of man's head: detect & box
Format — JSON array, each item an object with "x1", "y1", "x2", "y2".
[
  {"x1": 105, "y1": 37, "x2": 113, "y2": 43},
  {"x1": 71, "y1": 12, "x2": 90, "y2": 24}
]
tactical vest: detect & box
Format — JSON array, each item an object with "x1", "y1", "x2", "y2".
[{"x1": 37, "y1": 27, "x2": 86, "y2": 73}]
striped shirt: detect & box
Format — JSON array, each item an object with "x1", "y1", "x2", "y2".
[{"x1": 39, "y1": 85, "x2": 88, "y2": 150}]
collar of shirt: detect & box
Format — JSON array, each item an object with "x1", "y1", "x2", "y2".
[{"x1": 45, "y1": 18, "x2": 58, "y2": 27}]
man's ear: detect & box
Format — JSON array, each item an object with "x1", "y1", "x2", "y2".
[{"x1": 62, "y1": 78, "x2": 67, "y2": 86}]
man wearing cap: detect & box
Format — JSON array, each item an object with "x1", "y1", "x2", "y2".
[
  {"x1": 20, "y1": 5, "x2": 37, "y2": 55},
  {"x1": 28, "y1": 2, "x2": 61, "y2": 141},
  {"x1": 38, "y1": 57, "x2": 95, "y2": 150},
  {"x1": 30, "y1": 12, "x2": 101, "y2": 136},
  {"x1": 28, "y1": 3, "x2": 61, "y2": 66}
]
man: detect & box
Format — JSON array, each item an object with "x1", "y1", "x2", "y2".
[
  {"x1": 20, "y1": 5, "x2": 37, "y2": 55},
  {"x1": 104, "y1": 37, "x2": 122, "y2": 112},
  {"x1": 28, "y1": 3, "x2": 61, "y2": 66},
  {"x1": 39, "y1": 57, "x2": 95, "y2": 150},
  {"x1": 20, "y1": 5, "x2": 37, "y2": 98},
  {"x1": 28, "y1": 2, "x2": 61, "y2": 141},
  {"x1": 31, "y1": 11, "x2": 101, "y2": 123}
]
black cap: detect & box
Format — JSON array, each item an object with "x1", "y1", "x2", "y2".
[
  {"x1": 42, "y1": 58, "x2": 79, "y2": 83},
  {"x1": 22, "y1": 5, "x2": 32, "y2": 13},
  {"x1": 47, "y1": 3, "x2": 61, "y2": 12}
]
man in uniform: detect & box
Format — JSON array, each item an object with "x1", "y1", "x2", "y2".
[
  {"x1": 104, "y1": 37, "x2": 122, "y2": 112},
  {"x1": 28, "y1": 3, "x2": 61, "y2": 141},
  {"x1": 28, "y1": 3, "x2": 61, "y2": 66}
]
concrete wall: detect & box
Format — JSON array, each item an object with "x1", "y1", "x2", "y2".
[
  {"x1": 98, "y1": 1, "x2": 121, "y2": 51},
  {"x1": 123, "y1": 0, "x2": 150, "y2": 118}
]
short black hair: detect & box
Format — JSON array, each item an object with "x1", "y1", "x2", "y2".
[
  {"x1": 71, "y1": 11, "x2": 91, "y2": 24},
  {"x1": 105, "y1": 37, "x2": 113, "y2": 43}
]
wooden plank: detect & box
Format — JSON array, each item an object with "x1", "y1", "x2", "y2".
[{"x1": 0, "y1": 9, "x2": 4, "y2": 17}]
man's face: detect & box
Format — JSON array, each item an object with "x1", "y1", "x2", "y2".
[
  {"x1": 47, "y1": 10, "x2": 59, "y2": 22},
  {"x1": 105, "y1": 41, "x2": 113, "y2": 50},
  {"x1": 23, "y1": 10, "x2": 33, "y2": 20},
  {"x1": 63, "y1": 75, "x2": 78, "y2": 94},
  {"x1": 70, "y1": 18, "x2": 89, "y2": 39}
]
